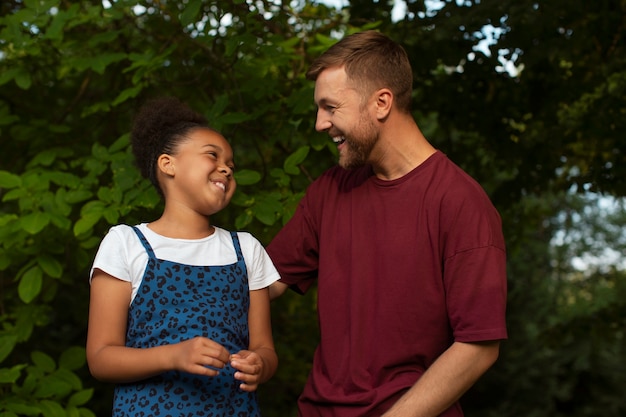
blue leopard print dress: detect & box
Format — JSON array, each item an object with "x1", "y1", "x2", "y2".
[{"x1": 112, "y1": 227, "x2": 259, "y2": 417}]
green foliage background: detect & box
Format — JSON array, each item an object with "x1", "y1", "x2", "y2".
[{"x1": 0, "y1": 0, "x2": 624, "y2": 416}]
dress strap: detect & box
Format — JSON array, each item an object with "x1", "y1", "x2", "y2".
[
  {"x1": 131, "y1": 226, "x2": 156, "y2": 258},
  {"x1": 229, "y1": 231, "x2": 244, "y2": 262},
  {"x1": 229, "y1": 231, "x2": 247, "y2": 278}
]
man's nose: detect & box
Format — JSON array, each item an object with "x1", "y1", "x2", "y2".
[{"x1": 314, "y1": 109, "x2": 331, "y2": 132}]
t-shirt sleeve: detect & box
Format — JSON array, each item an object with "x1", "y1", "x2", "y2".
[
  {"x1": 240, "y1": 232, "x2": 281, "y2": 291},
  {"x1": 266, "y1": 191, "x2": 320, "y2": 295},
  {"x1": 90, "y1": 225, "x2": 132, "y2": 283},
  {"x1": 445, "y1": 245, "x2": 508, "y2": 342},
  {"x1": 440, "y1": 180, "x2": 508, "y2": 342}
]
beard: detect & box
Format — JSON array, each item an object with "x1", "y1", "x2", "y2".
[{"x1": 338, "y1": 112, "x2": 378, "y2": 170}]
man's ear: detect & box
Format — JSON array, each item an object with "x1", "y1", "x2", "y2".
[
  {"x1": 374, "y1": 88, "x2": 393, "y2": 120},
  {"x1": 157, "y1": 154, "x2": 175, "y2": 177}
]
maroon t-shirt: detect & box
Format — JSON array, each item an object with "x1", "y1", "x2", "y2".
[{"x1": 267, "y1": 151, "x2": 508, "y2": 417}]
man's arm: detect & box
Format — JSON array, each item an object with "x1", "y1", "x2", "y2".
[{"x1": 382, "y1": 340, "x2": 500, "y2": 417}]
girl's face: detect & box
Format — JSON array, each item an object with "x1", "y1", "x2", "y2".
[{"x1": 162, "y1": 128, "x2": 236, "y2": 216}]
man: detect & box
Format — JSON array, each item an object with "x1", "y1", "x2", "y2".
[{"x1": 267, "y1": 30, "x2": 507, "y2": 417}]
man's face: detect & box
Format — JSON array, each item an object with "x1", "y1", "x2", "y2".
[{"x1": 313, "y1": 66, "x2": 379, "y2": 169}]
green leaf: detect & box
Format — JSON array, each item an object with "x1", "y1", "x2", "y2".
[
  {"x1": 85, "y1": 29, "x2": 120, "y2": 48},
  {"x1": 49, "y1": 214, "x2": 72, "y2": 231},
  {"x1": 58, "y1": 347, "x2": 86, "y2": 371},
  {"x1": 53, "y1": 368, "x2": 83, "y2": 390},
  {"x1": 91, "y1": 53, "x2": 127, "y2": 75},
  {"x1": 270, "y1": 168, "x2": 291, "y2": 187},
  {"x1": 287, "y1": 86, "x2": 315, "y2": 115},
  {"x1": 0, "y1": 68, "x2": 21, "y2": 87},
  {"x1": 23, "y1": 0, "x2": 57, "y2": 12},
  {"x1": 235, "y1": 210, "x2": 254, "y2": 229},
  {"x1": 97, "y1": 186, "x2": 123, "y2": 203},
  {"x1": 44, "y1": 5, "x2": 78, "y2": 41},
  {"x1": 31, "y1": 351, "x2": 56, "y2": 373},
  {"x1": 0, "y1": 335, "x2": 18, "y2": 363},
  {"x1": 277, "y1": 36, "x2": 301, "y2": 49},
  {"x1": 206, "y1": 94, "x2": 229, "y2": 120},
  {"x1": 73, "y1": 212, "x2": 102, "y2": 236},
  {"x1": 2, "y1": 400, "x2": 41, "y2": 415},
  {"x1": 70, "y1": 53, "x2": 126, "y2": 75},
  {"x1": 229, "y1": 190, "x2": 251, "y2": 208},
  {"x1": 219, "y1": 112, "x2": 252, "y2": 126},
  {"x1": 0, "y1": 170, "x2": 21, "y2": 188},
  {"x1": 80, "y1": 101, "x2": 110, "y2": 117},
  {"x1": 0, "y1": 252, "x2": 11, "y2": 270},
  {"x1": 283, "y1": 146, "x2": 310, "y2": 175},
  {"x1": 180, "y1": 0, "x2": 202, "y2": 26},
  {"x1": 48, "y1": 172, "x2": 81, "y2": 188},
  {"x1": 109, "y1": 133, "x2": 130, "y2": 153},
  {"x1": 64, "y1": 190, "x2": 93, "y2": 204},
  {"x1": 253, "y1": 195, "x2": 284, "y2": 226},
  {"x1": 15, "y1": 70, "x2": 32, "y2": 90},
  {"x1": 234, "y1": 169, "x2": 261, "y2": 186},
  {"x1": 314, "y1": 33, "x2": 335, "y2": 45},
  {"x1": 103, "y1": 207, "x2": 119, "y2": 224},
  {"x1": 2, "y1": 188, "x2": 25, "y2": 202},
  {"x1": 19, "y1": 212, "x2": 50, "y2": 234},
  {"x1": 38, "y1": 400, "x2": 66, "y2": 417},
  {"x1": 66, "y1": 406, "x2": 80, "y2": 417},
  {"x1": 78, "y1": 407, "x2": 96, "y2": 417},
  {"x1": 91, "y1": 142, "x2": 109, "y2": 160},
  {"x1": 37, "y1": 255, "x2": 63, "y2": 279},
  {"x1": 0, "y1": 364, "x2": 26, "y2": 384},
  {"x1": 29, "y1": 149, "x2": 58, "y2": 167},
  {"x1": 34, "y1": 375, "x2": 73, "y2": 398},
  {"x1": 0, "y1": 213, "x2": 17, "y2": 228},
  {"x1": 18, "y1": 267, "x2": 43, "y2": 303},
  {"x1": 112, "y1": 84, "x2": 143, "y2": 106}
]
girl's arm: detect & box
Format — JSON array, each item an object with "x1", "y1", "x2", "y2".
[
  {"x1": 231, "y1": 287, "x2": 278, "y2": 391},
  {"x1": 86, "y1": 270, "x2": 231, "y2": 383},
  {"x1": 269, "y1": 280, "x2": 289, "y2": 300}
]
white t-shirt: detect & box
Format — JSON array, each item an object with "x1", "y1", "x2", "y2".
[{"x1": 90, "y1": 223, "x2": 280, "y2": 303}]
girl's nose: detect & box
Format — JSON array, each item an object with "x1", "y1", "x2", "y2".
[{"x1": 219, "y1": 164, "x2": 233, "y2": 177}]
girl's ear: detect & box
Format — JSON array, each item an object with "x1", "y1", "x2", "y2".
[{"x1": 157, "y1": 154, "x2": 175, "y2": 177}]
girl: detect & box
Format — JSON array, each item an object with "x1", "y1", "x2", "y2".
[{"x1": 86, "y1": 97, "x2": 279, "y2": 416}]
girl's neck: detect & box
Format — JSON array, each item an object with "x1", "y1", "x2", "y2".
[{"x1": 148, "y1": 215, "x2": 215, "y2": 240}]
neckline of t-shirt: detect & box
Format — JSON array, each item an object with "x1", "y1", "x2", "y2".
[
  {"x1": 139, "y1": 223, "x2": 221, "y2": 243},
  {"x1": 370, "y1": 150, "x2": 441, "y2": 187}
]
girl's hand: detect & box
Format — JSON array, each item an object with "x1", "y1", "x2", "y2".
[
  {"x1": 172, "y1": 337, "x2": 231, "y2": 376},
  {"x1": 230, "y1": 350, "x2": 264, "y2": 391}
]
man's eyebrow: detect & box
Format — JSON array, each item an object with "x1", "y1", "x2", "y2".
[{"x1": 316, "y1": 98, "x2": 333, "y2": 107}]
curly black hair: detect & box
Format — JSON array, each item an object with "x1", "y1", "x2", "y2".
[{"x1": 131, "y1": 97, "x2": 211, "y2": 197}]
